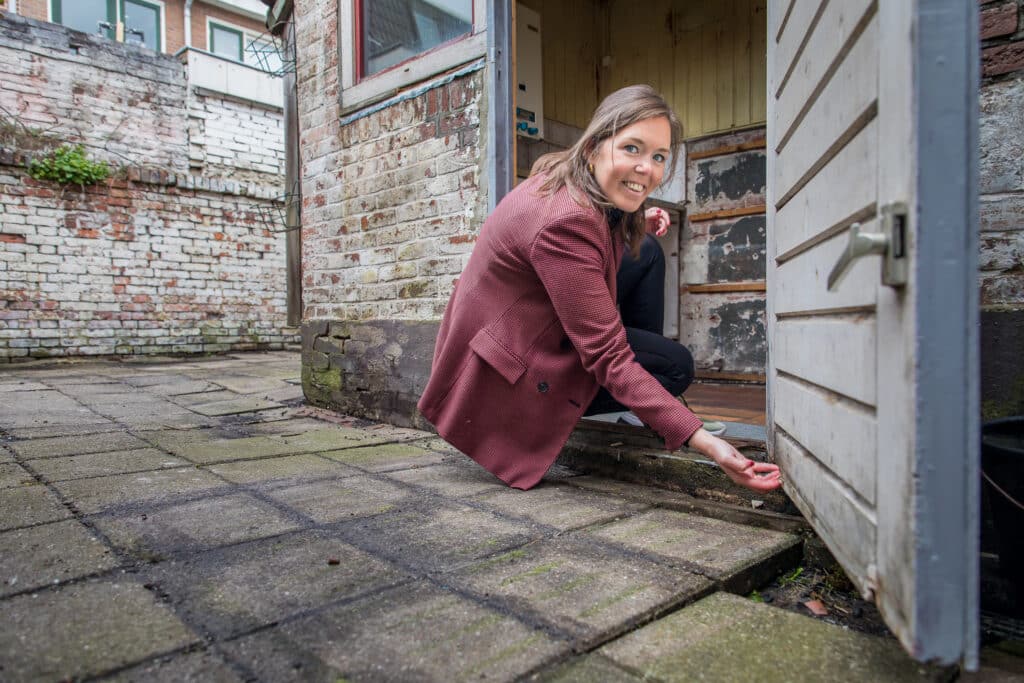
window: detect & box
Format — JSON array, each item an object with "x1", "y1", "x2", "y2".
[
  {"x1": 50, "y1": 0, "x2": 163, "y2": 51},
  {"x1": 339, "y1": 0, "x2": 487, "y2": 110},
  {"x1": 359, "y1": 0, "x2": 472, "y2": 78},
  {"x1": 122, "y1": 0, "x2": 162, "y2": 52},
  {"x1": 51, "y1": 0, "x2": 117, "y2": 40},
  {"x1": 209, "y1": 22, "x2": 244, "y2": 61}
]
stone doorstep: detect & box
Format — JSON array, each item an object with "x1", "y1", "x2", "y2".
[{"x1": 558, "y1": 421, "x2": 792, "y2": 514}]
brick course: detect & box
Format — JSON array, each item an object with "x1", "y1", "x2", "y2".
[{"x1": 0, "y1": 13, "x2": 296, "y2": 360}]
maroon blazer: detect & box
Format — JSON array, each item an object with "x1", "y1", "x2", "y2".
[{"x1": 418, "y1": 174, "x2": 703, "y2": 489}]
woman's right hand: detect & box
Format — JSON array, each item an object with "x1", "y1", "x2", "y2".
[{"x1": 688, "y1": 428, "x2": 782, "y2": 492}]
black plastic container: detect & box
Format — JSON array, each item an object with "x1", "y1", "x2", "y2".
[{"x1": 982, "y1": 417, "x2": 1024, "y2": 586}]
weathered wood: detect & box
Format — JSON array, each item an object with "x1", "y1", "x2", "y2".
[
  {"x1": 688, "y1": 139, "x2": 767, "y2": 161},
  {"x1": 774, "y1": 0, "x2": 877, "y2": 153},
  {"x1": 774, "y1": 430, "x2": 876, "y2": 598},
  {"x1": 775, "y1": 16, "x2": 878, "y2": 204},
  {"x1": 689, "y1": 205, "x2": 766, "y2": 223},
  {"x1": 695, "y1": 370, "x2": 767, "y2": 384},
  {"x1": 774, "y1": 373, "x2": 876, "y2": 504},
  {"x1": 773, "y1": 315, "x2": 876, "y2": 406},
  {"x1": 684, "y1": 282, "x2": 766, "y2": 294},
  {"x1": 772, "y1": 0, "x2": 823, "y2": 99},
  {"x1": 773, "y1": 221, "x2": 879, "y2": 315},
  {"x1": 773, "y1": 118, "x2": 877, "y2": 260}
]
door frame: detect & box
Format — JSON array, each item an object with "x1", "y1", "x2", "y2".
[{"x1": 911, "y1": 0, "x2": 980, "y2": 665}]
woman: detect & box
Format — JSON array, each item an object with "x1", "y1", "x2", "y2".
[{"x1": 418, "y1": 85, "x2": 780, "y2": 492}]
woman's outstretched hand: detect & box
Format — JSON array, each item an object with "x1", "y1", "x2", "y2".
[
  {"x1": 644, "y1": 207, "x2": 670, "y2": 236},
  {"x1": 688, "y1": 428, "x2": 782, "y2": 492}
]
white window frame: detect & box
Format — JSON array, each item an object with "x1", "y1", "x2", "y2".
[{"x1": 339, "y1": 0, "x2": 487, "y2": 112}]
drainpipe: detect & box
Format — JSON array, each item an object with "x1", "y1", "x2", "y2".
[{"x1": 184, "y1": 0, "x2": 193, "y2": 47}]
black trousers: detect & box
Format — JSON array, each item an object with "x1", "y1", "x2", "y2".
[{"x1": 585, "y1": 235, "x2": 695, "y2": 415}]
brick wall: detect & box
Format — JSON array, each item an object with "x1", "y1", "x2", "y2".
[
  {"x1": 979, "y1": 0, "x2": 1024, "y2": 418},
  {"x1": 294, "y1": 0, "x2": 485, "y2": 424},
  {"x1": 187, "y1": 90, "x2": 285, "y2": 183},
  {"x1": 0, "y1": 13, "x2": 297, "y2": 359}
]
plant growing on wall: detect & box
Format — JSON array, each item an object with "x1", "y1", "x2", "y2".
[{"x1": 28, "y1": 144, "x2": 110, "y2": 186}]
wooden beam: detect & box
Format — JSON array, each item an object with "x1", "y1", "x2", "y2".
[
  {"x1": 683, "y1": 281, "x2": 767, "y2": 294},
  {"x1": 688, "y1": 205, "x2": 766, "y2": 222},
  {"x1": 695, "y1": 370, "x2": 767, "y2": 384},
  {"x1": 688, "y1": 138, "x2": 767, "y2": 161}
]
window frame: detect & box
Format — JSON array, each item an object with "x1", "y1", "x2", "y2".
[
  {"x1": 120, "y1": 0, "x2": 165, "y2": 53},
  {"x1": 339, "y1": 0, "x2": 487, "y2": 112},
  {"x1": 207, "y1": 19, "x2": 246, "y2": 61},
  {"x1": 50, "y1": 0, "x2": 118, "y2": 40}
]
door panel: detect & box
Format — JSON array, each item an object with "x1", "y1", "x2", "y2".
[
  {"x1": 774, "y1": 227, "x2": 880, "y2": 313},
  {"x1": 767, "y1": 0, "x2": 978, "y2": 666},
  {"x1": 773, "y1": 317, "x2": 876, "y2": 404},
  {"x1": 774, "y1": 374, "x2": 876, "y2": 503},
  {"x1": 774, "y1": 121, "x2": 876, "y2": 259},
  {"x1": 773, "y1": 0, "x2": 876, "y2": 143}
]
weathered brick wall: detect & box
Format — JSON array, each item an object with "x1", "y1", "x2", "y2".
[
  {"x1": 187, "y1": 90, "x2": 285, "y2": 183},
  {"x1": 0, "y1": 13, "x2": 297, "y2": 359},
  {"x1": 979, "y1": 0, "x2": 1024, "y2": 418},
  {"x1": 293, "y1": 0, "x2": 485, "y2": 424},
  {"x1": 681, "y1": 129, "x2": 767, "y2": 377}
]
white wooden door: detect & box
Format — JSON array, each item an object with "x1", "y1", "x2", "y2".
[{"x1": 766, "y1": 0, "x2": 979, "y2": 666}]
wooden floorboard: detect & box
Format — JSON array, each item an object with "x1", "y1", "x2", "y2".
[{"x1": 683, "y1": 383, "x2": 766, "y2": 426}]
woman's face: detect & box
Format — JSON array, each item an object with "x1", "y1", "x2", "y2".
[{"x1": 590, "y1": 116, "x2": 671, "y2": 213}]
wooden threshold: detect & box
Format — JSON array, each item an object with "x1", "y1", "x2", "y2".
[{"x1": 688, "y1": 205, "x2": 766, "y2": 222}]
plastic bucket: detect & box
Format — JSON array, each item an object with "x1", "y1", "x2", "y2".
[{"x1": 982, "y1": 417, "x2": 1024, "y2": 585}]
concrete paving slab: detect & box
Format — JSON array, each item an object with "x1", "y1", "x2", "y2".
[
  {"x1": 339, "y1": 503, "x2": 541, "y2": 573},
  {"x1": 319, "y1": 441, "x2": 449, "y2": 473},
  {"x1": 4, "y1": 420, "x2": 124, "y2": 440},
  {"x1": 356, "y1": 423, "x2": 434, "y2": 441},
  {"x1": 151, "y1": 529, "x2": 409, "y2": 638},
  {"x1": 586, "y1": 509, "x2": 802, "y2": 593},
  {"x1": 167, "y1": 435, "x2": 305, "y2": 464},
  {"x1": 221, "y1": 580, "x2": 570, "y2": 682},
  {"x1": 92, "y1": 492, "x2": 302, "y2": 561},
  {"x1": 266, "y1": 474, "x2": 412, "y2": 523},
  {"x1": 147, "y1": 380, "x2": 221, "y2": 396},
  {"x1": 234, "y1": 417, "x2": 337, "y2": 437},
  {"x1": 0, "y1": 519, "x2": 117, "y2": 597},
  {"x1": 207, "y1": 453, "x2": 362, "y2": 486},
  {"x1": 262, "y1": 384, "x2": 306, "y2": 403},
  {"x1": 104, "y1": 649, "x2": 246, "y2": 683},
  {"x1": 452, "y1": 536, "x2": 713, "y2": 648},
  {"x1": 597, "y1": 592, "x2": 940, "y2": 682},
  {"x1": 51, "y1": 468, "x2": 229, "y2": 515},
  {"x1": 474, "y1": 482, "x2": 650, "y2": 532},
  {"x1": 529, "y1": 654, "x2": 644, "y2": 682},
  {"x1": 187, "y1": 397, "x2": 284, "y2": 417},
  {"x1": 171, "y1": 389, "x2": 239, "y2": 405},
  {"x1": 277, "y1": 426, "x2": 390, "y2": 451},
  {"x1": 0, "y1": 381, "x2": 51, "y2": 392},
  {"x1": 385, "y1": 462, "x2": 509, "y2": 498},
  {"x1": 28, "y1": 448, "x2": 189, "y2": 482},
  {"x1": 0, "y1": 578, "x2": 197, "y2": 682},
  {"x1": 0, "y1": 462, "x2": 36, "y2": 489},
  {"x1": 209, "y1": 375, "x2": 292, "y2": 395},
  {"x1": 7, "y1": 431, "x2": 152, "y2": 460},
  {"x1": 0, "y1": 486, "x2": 72, "y2": 531},
  {"x1": 134, "y1": 426, "x2": 246, "y2": 452}
]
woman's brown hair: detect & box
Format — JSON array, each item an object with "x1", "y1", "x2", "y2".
[{"x1": 530, "y1": 85, "x2": 683, "y2": 256}]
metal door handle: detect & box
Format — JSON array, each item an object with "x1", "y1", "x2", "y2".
[{"x1": 827, "y1": 223, "x2": 888, "y2": 291}]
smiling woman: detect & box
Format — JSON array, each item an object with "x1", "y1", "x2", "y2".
[{"x1": 418, "y1": 84, "x2": 782, "y2": 493}]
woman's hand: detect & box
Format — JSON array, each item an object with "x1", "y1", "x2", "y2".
[
  {"x1": 688, "y1": 428, "x2": 782, "y2": 492},
  {"x1": 644, "y1": 207, "x2": 670, "y2": 236}
]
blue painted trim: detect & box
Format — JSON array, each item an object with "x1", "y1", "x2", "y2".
[
  {"x1": 338, "y1": 58, "x2": 486, "y2": 127},
  {"x1": 914, "y1": 0, "x2": 980, "y2": 667}
]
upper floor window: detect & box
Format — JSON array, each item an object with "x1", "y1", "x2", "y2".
[
  {"x1": 50, "y1": 0, "x2": 164, "y2": 52},
  {"x1": 358, "y1": 0, "x2": 472, "y2": 79},
  {"x1": 340, "y1": 0, "x2": 486, "y2": 111},
  {"x1": 207, "y1": 19, "x2": 284, "y2": 74}
]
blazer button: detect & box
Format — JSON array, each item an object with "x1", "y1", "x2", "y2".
[{"x1": 537, "y1": 381, "x2": 549, "y2": 393}]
